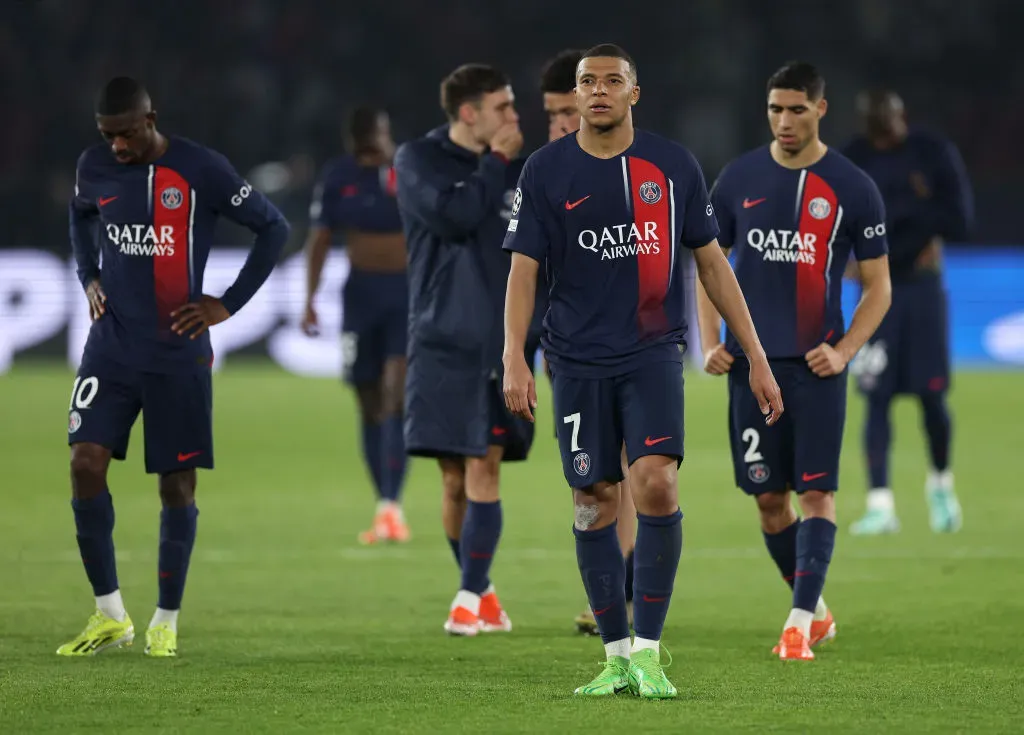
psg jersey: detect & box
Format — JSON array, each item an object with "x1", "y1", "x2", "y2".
[
  {"x1": 503, "y1": 129, "x2": 719, "y2": 378},
  {"x1": 310, "y1": 155, "x2": 402, "y2": 234}
]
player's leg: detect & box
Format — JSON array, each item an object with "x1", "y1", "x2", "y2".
[
  {"x1": 353, "y1": 380, "x2": 387, "y2": 544},
  {"x1": 619, "y1": 361, "x2": 686, "y2": 699},
  {"x1": 439, "y1": 456, "x2": 467, "y2": 568},
  {"x1": 59, "y1": 357, "x2": 140, "y2": 656},
  {"x1": 557, "y1": 371, "x2": 631, "y2": 696},
  {"x1": 140, "y1": 369, "x2": 212, "y2": 657},
  {"x1": 920, "y1": 388, "x2": 959, "y2": 531},
  {"x1": 376, "y1": 351, "x2": 410, "y2": 542}
]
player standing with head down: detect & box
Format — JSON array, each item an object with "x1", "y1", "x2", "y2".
[
  {"x1": 302, "y1": 106, "x2": 411, "y2": 545},
  {"x1": 697, "y1": 62, "x2": 892, "y2": 660},
  {"x1": 503, "y1": 44, "x2": 782, "y2": 698},
  {"x1": 60, "y1": 77, "x2": 290, "y2": 657},
  {"x1": 539, "y1": 47, "x2": 640, "y2": 638},
  {"x1": 843, "y1": 90, "x2": 971, "y2": 536}
]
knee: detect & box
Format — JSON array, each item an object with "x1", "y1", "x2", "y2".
[
  {"x1": 798, "y1": 489, "x2": 834, "y2": 519},
  {"x1": 441, "y1": 466, "x2": 466, "y2": 504},
  {"x1": 70, "y1": 444, "x2": 109, "y2": 499},
  {"x1": 755, "y1": 492, "x2": 793, "y2": 530},
  {"x1": 465, "y1": 454, "x2": 501, "y2": 502},
  {"x1": 630, "y1": 459, "x2": 678, "y2": 514},
  {"x1": 159, "y1": 470, "x2": 196, "y2": 508}
]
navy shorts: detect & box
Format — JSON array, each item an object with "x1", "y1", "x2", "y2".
[
  {"x1": 342, "y1": 269, "x2": 408, "y2": 385},
  {"x1": 853, "y1": 274, "x2": 950, "y2": 397},
  {"x1": 728, "y1": 358, "x2": 846, "y2": 495},
  {"x1": 552, "y1": 360, "x2": 684, "y2": 488},
  {"x1": 67, "y1": 350, "x2": 213, "y2": 475}
]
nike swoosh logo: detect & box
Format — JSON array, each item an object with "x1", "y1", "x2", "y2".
[
  {"x1": 802, "y1": 471, "x2": 828, "y2": 482},
  {"x1": 565, "y1": 195, "x2": 591, "y2": 210},
  {"x1": 644, "y1": 436, "x2": 672, "y2": 447},
  {"x1": 742, "y1": 197, "x2": 766, "y2": 209},
  {"x1": 491, "y1": 426, "x2": 507, "y2": 436},
  {"x1": 98, "y1": 196, "x2": 118, "y2": 206},
  {"x1": 177, "y1": 451, "x2": 202, "y2": 462}
]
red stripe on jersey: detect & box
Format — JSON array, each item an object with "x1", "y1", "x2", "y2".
[
  {"x1": 628, "y1": 157, "x2": 672, "y2": 337},
  {"x1": 795, "y1": 172, "x2": 838, "y2": 352},
  {"x1": 152, "y1": 167, "x2": 192, "y2": 331}
]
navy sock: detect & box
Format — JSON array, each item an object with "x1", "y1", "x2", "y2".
[
  {"x1": 920, "y1": 392, "x2": 952, "y2": 472},
  {"x1": 575, "y1": 522, "x2": 630, "y2": 644},
  {"x1": 864, "y1": 396, "x2": 891, "y2": 488},
  {"x1": 763, "y1": 520, "x2": 800, "y2": 588},
  {"x1": 624, "y1": 548, "x2": 635, "y2": 603},
  {"x1": 360, "y1": 420, "x2": 384, "y2": 499},
  {"x1": 633, "y1": 510, "x2": 683, "y2": 641},
  {"x1": 459, "y1": 500, "x2": 502, "y2": 595},
  {"x1": 379, "y1": 414, "x2": 407, "y2": 502},
  {"x1": 157, "y1": 504, "x2": 199, "y2": 610},
  {"x1": 793, "y1": 517, "x2": 836, "y2": 613},
  {"x1": 447, "y1": 535, "x2": 462, "y2": 567},
  {"x1": 72, "y1": 490, "x2": 118, "y2": 596}
]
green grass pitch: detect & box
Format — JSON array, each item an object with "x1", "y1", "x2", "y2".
[{"x1": 1, "y1": 362, "x2": 1022, "y2": 733}]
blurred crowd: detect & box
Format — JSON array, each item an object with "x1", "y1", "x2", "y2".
[{"x1": 3, "y1": 0, "x2": 1018, "y2": 249}]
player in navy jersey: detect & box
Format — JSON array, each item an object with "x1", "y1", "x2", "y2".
[
  {"x1": 59, "y1": 78, "x2": 289, "y2": 658},
  {"x1": 503, "y1": 44, "x2": 783, "y2": 698},
  {"x1": 302, "y1": 106, "x2": 411, "y2": 545},
  {"x1": 843, "y1": 90, "x2": 971, "y2": 536},
  {"x1": 537, "y1": 49, "x2": 641, "y2": 638},
  {"x1": 696, "y1": 62, "x2": 892, "y2": 661},
  {"x1": 395, "y1": 63, "x2": 529, "y2": 637}
]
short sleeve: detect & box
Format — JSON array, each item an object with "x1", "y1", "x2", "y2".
[
  {"x1": 680, "y1": 154, "x2": 720, "y2": 249},
  {"x1": 850, "y1": 176, "x2": 889, "y2": 261},
  {"x1": 502, "y1": 156, "x2": 550, "y2": 263},
  {"x1": 709, "y1": 167, "x2": 735, "y2": 249}
]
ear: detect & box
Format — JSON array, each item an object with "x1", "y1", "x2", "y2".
[
  {"x1": 817, "y1": 98, "x2": 828, "y2": 120},
  {"x1": 630, "y1": 84, "x2": 640, "y2": 107},
  {"x1": 146, "y1": 110, "x2": 158, "y2": 127},
  {"x1": 457, "y1": 101, "x2": 477, "y2": 126}
]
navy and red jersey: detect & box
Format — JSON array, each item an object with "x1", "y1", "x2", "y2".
[
  {"x1": 309, "y1": 155, "x2": 402, "y2": 234},
  {"x1": 711, "y1": 146, "x2": 888, "y2": 359},
  {"x1": 842, "y1": 129, "x2": 973, "y2": 282},
  {"x1": 70, "y1": 135, "x2": 289, "y2": 374},
  {"x1": 503, "y1": 129, "x2": 719, "y2": 378}
]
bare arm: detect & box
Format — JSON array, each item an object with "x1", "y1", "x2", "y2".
[
  {"x1": 502, "y1": 253, "x2": 539, "y2": 421},
  {"x1": 836, "y1": 256, "x2": 891, "y2": 363},
  {"x1": 301, "y1": 225, "x2": 333, "y2": 335}
]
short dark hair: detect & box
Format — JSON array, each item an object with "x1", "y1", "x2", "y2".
[
  {"x1": 766, "y1": 61, "x2": 825, "y2": 100},
  {"x1": 580, "y1": 43, "x2": 637, "y2": 81},
  {"x1": 541, "y1": 49, "x2": 585, "y2": 94},
  {"x1": 95, "y1": 76, "x2": 150, "y2": 116},
  {"x1": 347, "y1": 105, "x2": 385, "y2": 154},
  {"x1": 440, "y1": 64, "x2": 510, "y2": 121}
]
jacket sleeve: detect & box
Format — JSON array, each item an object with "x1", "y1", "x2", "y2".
[{"x1": 395, "y1": 142, "x2": 509, "y2": 241}]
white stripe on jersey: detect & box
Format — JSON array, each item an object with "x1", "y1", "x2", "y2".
[
  {"x1": 620, "y1": 157, "x2": 631, "y2": 211},
  {"x1": 188, "y1": 189, "x2": 196, "y2": 291},
  {"x1": 793, "y1": 169, "x2": 807, "y2": 222},
  {"x1": 668, "y1": 177, "x2": 677, "y2": 284},
  {"x1": 147, "y1": 165, "x2": 154, "y2": 216},
  {"x1": 824, "y1": 205, "x2": 843, "y2": 296}
]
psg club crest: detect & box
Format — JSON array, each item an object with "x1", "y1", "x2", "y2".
[
  {"x1": 748, "y1": 462, "x2": 770, "y2": 484},
  {"x1": 68, "y1": 410, "x2": 82, "y2": 434},
  {"x1": 638, "y1": 181, "x2": 662, "y2": 205},
  {"x1": 511, "y1": 187, "x2": 522, "y2": 216},
  {"x1": 161, "y1": 187, "x2": 184, "y2": 210},
  {"x1": 808, "y1": 196, "x2": 831, "y2": 220},
  {"x1": 573, "y1": 451, "x2": 591, "y2": 476}
]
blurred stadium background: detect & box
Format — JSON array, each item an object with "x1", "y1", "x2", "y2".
[{"x1": 2, "y1": 1, "x2": 1022, "y2": 732}]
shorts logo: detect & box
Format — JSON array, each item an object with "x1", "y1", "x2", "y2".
[
  {"x1": 161, "y1": 187, "x2": 183, "y2": 210},
  {"x1": 511, "y1": 188, "x2": 522, "y2": 216},
  {"x1": 68, "y1": 410, "x2": 82, "y2": 434},
  {"x1": 573, "y1": 452, "x2": 591, "y2": 476},
  {"x1": 638, "y1": 181, "x2": 662, "y2": 205},
  {"x1": 808, "y1": 196, "x2": 831, "y2": 220},
  {"x1": 748, "y1": 462, "x2": 770, "y2": 484}
]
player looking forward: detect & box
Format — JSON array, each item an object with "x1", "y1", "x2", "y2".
[
  {"x1": 503, "y1": 44, "x2": 782, "y2": 698},
  {"x1": 843, "y1": 90, "x2": 971, "y2": 535},
  {"x1": 697, "y1": 61, "x2": 892, "y2": 660},
  {"x1": 302, "y1": 106, "x2": 411, "y2": 544},
  {"x1": 60, "y1": 77, "x2": 290, "y2": 657}
]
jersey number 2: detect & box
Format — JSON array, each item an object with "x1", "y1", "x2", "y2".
[
  {"x1": 563, "y1": 412, "x2": 582, "y2": 452},
  {"x1": 742, "y1": 428, "x2": 763, "y2": 463}
]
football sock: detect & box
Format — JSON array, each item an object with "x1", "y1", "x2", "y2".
[
  {"x1": 72, "y1": 489, "x2": 119, "y2": 597},
  {"x1": 574, "y1": 521, "x2": 630, "y2": 645},
  {"x1": 157, "y1": 503, "x2": 198, "y2": 611},
  {"x1": 784, "y1": 608, "x2": 814, "y2": 639},
  {"x1": 920, "y1": 392, "x2": 952, "y2": 473},
  {"x1": 605, "y1": 638, "x2": 631, "y2": 660},
  {"x1": 360, "y1": 419, "x2": 384, "y2": 499},
  {"x1": 459, "y1": 500, "x2": 502, "y2": 595},
  {"x1": 632, "y1": 510, "x2": 683, "y2": 642},
  {"x1": 447, "y1": 535, "x2": 461, "y2": 567},
  {"x1": 631, "y1": 636, "x2": 659, "y2": 654},
  {"x1": 763, "y1": 519, "x2": 799, "y2": 586},
  {"x1": 96, "y1": 590, "x2": 127, "y2": 623},
  {"x1": 793, "y1": 517, "x2": 836, "y2": 615},
  {"x1": 149, "y1": 607, "x2": 179, "y2": 633},
  {"x1": 379, "y1": 414, "x2": 407, "y2": 503},
  {"x1": 624, "y1": 548, "x2": 635, "y2": 603},
  {"x1": 864, "y1": 395, "x2": 892, "y2": 490}
]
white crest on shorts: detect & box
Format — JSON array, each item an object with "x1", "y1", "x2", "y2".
[
  {"x1": 68, "y1": 410, "x2": 82, "y2": 434},
  {"x1": 808, "y1": 196, "x2": 831, "y2": 220},
  {"x1": 748, "y1": 462, "x2": 770, "y2": 484},
  {"x1": 573, "y1": 452, "x2": 591, "y2": 476},
  {"x1": 161, "y1": 187, "x2": 184, "y2": 210}
]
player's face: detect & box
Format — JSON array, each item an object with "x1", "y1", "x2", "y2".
[
  {"x1": 857, "y1": 91, "x2": 904, "y2": 141},
  {"x1": 96, "y1": 111, "x2": 156, "y2": 164},
  {"x1": 575, "y1": 57, "x2": 639, "y2": 132},
  {"x1": 467, "y1": 86, "x2": 518, "y2": 145},
  {"x1": 767, "y1": 89, "x2": 827, "y2": 154},
  {"x1": 374, "y1": 112, "x2": 397, "y2": 161},
  {"x1": 544, "y1": 91, "x2": 580, "y2": 142}
]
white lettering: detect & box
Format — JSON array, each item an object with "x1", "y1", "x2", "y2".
[
  {"x1": 644, "y1": 221, "x2": 658, "y2": 240},
  {"x1": 578, "y1": 230, "x2": 599, "y2": 252},
  {"x1": 599, "y1": 228, "x2": 616, "y2": 248}
]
